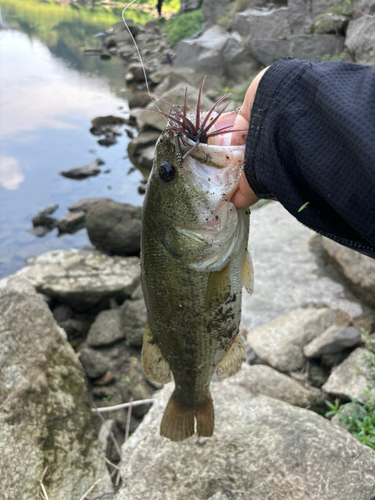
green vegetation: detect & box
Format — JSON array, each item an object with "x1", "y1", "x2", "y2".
[
  {"x1": 217, "y1": 0, "x2": 250, "y2": 29},
  {"x1": 320, "y1": 53, "x2": 344, "y2": 62},
  {"x1": 163, "y1": 8, "x2": 204, "y2": 46},
  {"x1": 220, "y1": 74, "x2": 257, "y2": 102},
  {"x1": 331, "y1": 0, "x2": 355, "y2": 17},
  {"x1": 326, "y1": 394, "x2": 375, "y2": 450}
]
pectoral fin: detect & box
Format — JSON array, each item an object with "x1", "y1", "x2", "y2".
[
  {"x1": 205, "y1": 262, "x2": 231, "y2": 312},
  {"x1": 215, "y1": 334, "x2": 246, "y2": 380},
  {"x1": 141, "y1": 322, "x2": 172, "y2": 384},
  {"x1": 242, "y1": 249, "x2": 254, "y2": 295}
]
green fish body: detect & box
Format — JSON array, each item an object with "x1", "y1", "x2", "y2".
[{"x1": 141, "y1": 109, "x2": 253, "y2": 442}]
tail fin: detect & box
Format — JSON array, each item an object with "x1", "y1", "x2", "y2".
[{"x1": 160, "y1": 393, "x2": 214, "y2": 442}]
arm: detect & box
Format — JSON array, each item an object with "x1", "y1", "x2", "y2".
[{"x1": 231, "y1": 58, "x2": 375, "y2": 258}]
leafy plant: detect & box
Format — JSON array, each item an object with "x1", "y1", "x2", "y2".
[
  {"x1": 320, "y1": 53, "x2": 344, "y2": 62},
  {"x1": 326, "y1": 393, "x2": 375, "y2": 450},
  {"x1": 163, "y1": 9, "x2": 204, "y2": 46}
]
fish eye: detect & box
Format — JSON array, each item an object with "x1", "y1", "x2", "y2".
[{"x1": 159, "y1": 162, "x2": 176, "y2": 183}]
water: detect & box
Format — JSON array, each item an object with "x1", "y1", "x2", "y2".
[{"x1": 0, "y1": 1, "x2": 153, "y2": 278}]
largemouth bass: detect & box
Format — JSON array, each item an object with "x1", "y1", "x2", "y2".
[{"x1": 141, "y1": 82, "x2": 253, "y2": 442}]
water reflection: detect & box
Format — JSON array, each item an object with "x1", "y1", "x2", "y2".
[{"x1": 0, "y1": 1, "x2": 150, "y2": 278}]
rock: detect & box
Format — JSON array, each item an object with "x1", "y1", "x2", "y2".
[
  {"x1": 39, "y1": 203, "x2": 59, "y2": 215},
  {"x1": 0, "y1": 277, "x2": 113, "y2": 499},
  {"x1": 289, "y1": 34, "x2": 344, "y2": 60},
  {"x1": 322, "y1": 237, "x2": 375, "y2": 308},
  {"x1": 227, "y1": 364, "x2": 317, "y2": 408},
  {"x1": 59, "y1": 158, "x2": 104, "y2": 180},
  {"x1": 138, "y1": 83, "x2": 214, "y2": 132},
  {"x1": 127, "y1": 131, "x2": 161, "y2": 166},
  {"x1": 137, "y1": 145, "x2": 154, "y2": 171},
  {"x1": 149, "y1": 65, "x2": 173, "y2": 85},
  {"x1": 126, "y1": 63, "x2": 151, "y2": 83},
  {"x1": 245, "y1": 39, "x2": 290, "y2": 66},
  {"x1": 90, "y1": 115, "x2": 126, "y2": 136},
  {"x1": 304, "y1": 325, "x2": 361, "y2": 358},
  {"x1": 174, "y1": 26, "x2": 248, "y2": 85},
  {"x1": 321, "y1": 349, "x2": 352, "y2": 368},
  {"x1": 52, "y1": 303, "x2": 73, "y2": 323},
  {"x1": 180, "y1": 0, "x2": 200, "y2": 12},
  {"x1": 330, "y1": 402, "x2": 361, "y2": 427},
  {"x1": 129, "y1": 91, "x2": 154, "y2": 109},
  {"x1": 114, "y1": 365, "x2": 375, "y2": 500},
  {"x1": 313, "y1": 13, "x2": 348, "y2": 35},
  {"x1": 241, "y1": 203, "x2": 363, "y2": 333},
  {"x1": 202, "y1": 0, "x2": 231, "y2": 26},
  {"x1": 79, "y1": 344, "x2": 110, "y2": 379},
  {"x1": 59, "y1": 318, "x2": 90, "y2": 340},
  {"x1": 86, "y1": 199, "x2": 142, "y2": 256},
  {"x1": 87, "y1": 309, "x2": 124, "y2": 347},
  {"x1": 306, "y1": 361, "x2": 330, "y2": 388},
  {"x1": 68, "y1": 197, "x2": 111, "y2": 213},
  {"x1": 56, "y1": 210, "x2": 86, "y2": 234},
  {"x1": 322, "y1": 348, "x2": 375, "y2": 403},
  {"x1": 98, "y1": 418, "x2": 115, "y2": 455},
  {"x1": 345, "y1": 15, "x2": 375, "y2": 66},
  {"x1": 352, "y1": 0, "x2": 375, "y2": 16},
  {"x1": 245, "y1": 308, "x2": 336, "y2": 372},
  {"x1": 98, "y1": 136, "x2": 117, "y2": 147},
  {"x1": 120, "y1": 296, "x2": 147, "y2": 347},
  {"x1": 0, "y1": 248, "x2": 141, "y2": 311},
  {"x1": 32, "y1": 214, "x2": 56, "y2": 229},
  {"x1": 288, "y1": 0, "x2": 338, "y2": 35},
  {"x1": 233, "y1": 7, "x2": 291, "y2": 40}
]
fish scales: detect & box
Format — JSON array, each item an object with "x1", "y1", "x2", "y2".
[{"x1": 141, "y1": 85, "x2": 253, "y2": 441}]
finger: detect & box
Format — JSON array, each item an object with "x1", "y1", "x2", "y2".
[{"x1": 232, "y1": 172, "x2": 259, "y2": 208}]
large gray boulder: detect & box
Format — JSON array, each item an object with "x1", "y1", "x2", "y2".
[
  {"x1": 241, "y1": 202, "x2": 363, "y2": 332},
  {"x1": 230, "y1": 363, "x2": 317, "y2": 408},
  {"x1": 0, "y1": 248, "x2": 141, "y2": 311},
  {"x1": 114, "y1": 364, "x2": 375, "y2": 500},
  {"x1": 245, "y1": 308, "x2": 336, "y2": 372},
  {"x1": 202, "y1": 0, "x2": 231, "y2": 26},
  {"x1": 289, "y1": 34, "x2": 344, "y2": 60},
  {"x1": 322, "y1": 237, "x2": 375, "y2": 308},
  {"x1": 86, "y1": 199, "x2": 142, "y2": 256},
  {"x1": 288, "y1": 0, "x2": 338, "y2": 35},
  {"x1": 303, "y1": 325, "x2": 361, "y2": 358},
  {"x1": 0, "y1": 277, "x2": 113, "y2": 499},
  {"x1": 233, "y1": 7, "x2": 291, "y2": 40},
  {"x1": 174, "y1": 26, "x2": 258, "y2": 85},
  {"x1": 345, "y1": 15, "x2": 375, "y2": 65},
  {"x1": 323, "y1": 348, "x2": 375, "y2": 403}
]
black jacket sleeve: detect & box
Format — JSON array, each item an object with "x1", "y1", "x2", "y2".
[{"x1": 244, "y1": 58, "x2": 375, "y2": 258}]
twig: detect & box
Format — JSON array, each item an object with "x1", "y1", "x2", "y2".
[
  {"x1": 91, "y1": 399, "x2": 155, "y2": 413},
  {"x1": 105, "y1": 457, "x2": 120, "y2": 470},
  {"x1": 115, "y1": 397, "x2": 133, "y2": 487},
  {"x1": 38, "y1": 467, "x2": 48, "y2": 500},
  {"x1": 91, "y1": 398, "x2": 122, "y2": 460},
  {"x1": 78, "y1": 478, "x2": 102, "y2": 500},
  {"x1": 40, "y1": 483, "x2": 50, "y2": 500}
]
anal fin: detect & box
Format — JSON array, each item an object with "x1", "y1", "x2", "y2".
[
  {"x1": 141, "y1": 322, "x2": 172, "y2": 384},
  {"x1": 242, "y1": 249, "x2": 254, "y2": 295},
  {"x1": 215, "y1": 334, "x2": 246, "y2": 380}
]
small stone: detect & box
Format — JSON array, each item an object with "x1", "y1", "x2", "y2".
[
  {"x1": 129, "y1": 92, "x2": 154, "y2": 109},
  {"x1": 59, "y1": 318, "x2": 89, "y2": 339},
  {"x1": 95, "y1": 371, "x2": 115, "y2": 386},
  {"x1": 32, "y1": 214, "x2": 56, "y2": 229},
  {"x1": 322, "y1": 348, "x2": 375, "y2": 402},
  {"x1": 120, "y1": 297, "x2": 147, "y2": 347},
  {"x1": 87, "y1": 309, "x2": 124, "y2": 346},
  {"x1": 306, "y1": 361, "x2": 330, "y2": 388},
  {"x1": 56, "y1": 211, "x2": 86, "y2": 234},
  {"x1": 321, "y1": 349, "x2": 352, "y2": 368},
  {"x1": 79, "y1": 345, "x2": 110, "y2": 379},
  {"x1": 53, "y1": 303, "x2": 73, "y2": 323},
  {"x1": 68, "y1": 197, "x2": 110, "y2": 213},
  {"x1": 304, "y1": 326, "x2": 361, "y2": 358},
  {"x1": 60, "y1": 159, "x2": 104, "y2": 180},
  {"x1": 39, "y1": 204, "x2": 59, "y2": 216},
  {"x1": 98, "y1": 136, "x2": 117, "y2": 147}
]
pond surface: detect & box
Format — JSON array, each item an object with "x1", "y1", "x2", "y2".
[{"x1": 0, "y1": 1, "x2": 154, "y2": 278}]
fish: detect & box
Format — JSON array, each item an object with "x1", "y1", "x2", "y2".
[{"x1": 140, "y1": 79, "x2": 253, "y2": 442}]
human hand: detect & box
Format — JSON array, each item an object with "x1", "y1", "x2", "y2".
[{"x1": 230, "y1": 67, "x2": 269, "y2": 208}]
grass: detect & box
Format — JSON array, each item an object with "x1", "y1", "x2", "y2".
[
  {"x1": 326, "y1": 393, "x2": 375, "y2": 450},
  {"x1": 163, "y1": 8, "x2": 204, "y2": 46},
  {"x1": 320, "y1": 53, "x2": 344, "y2": 62}
]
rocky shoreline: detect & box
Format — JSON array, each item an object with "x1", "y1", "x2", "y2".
[{"x1": 2, "y1": 0, "x2": 375, "y2": 498}]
